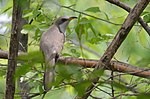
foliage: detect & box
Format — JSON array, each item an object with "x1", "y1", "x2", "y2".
[{"x1": 0, "y1": 0, "x2": 150, "y2": 98}]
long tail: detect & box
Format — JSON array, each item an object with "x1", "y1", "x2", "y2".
[{"x1": 44, "y1": 57, "x2": 55, "y2": 91}]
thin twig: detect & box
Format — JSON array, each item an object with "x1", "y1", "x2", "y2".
[
  {"x1": 61, "y1": 5, "x2": 122, "y2": 26},
  {"x1": 111, "y1": 71, "x2": 115, "y2": 98},
  {"x1": 95, "y1": 85, "x2": 112, "y2": 96},
  {"x1": 89, "y1": 95, "x2": 102, "y2": 99}
]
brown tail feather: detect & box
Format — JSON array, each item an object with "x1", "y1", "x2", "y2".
[{"x1": 44, "y1": 57, "x2": 55, "y2": 91}]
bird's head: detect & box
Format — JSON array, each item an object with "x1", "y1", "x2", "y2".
[{"x1": 54, "y1": 16, "x2": 77, "y2": 34}]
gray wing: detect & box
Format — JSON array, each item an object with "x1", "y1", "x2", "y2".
[{"x1": 40, "y1": 24, "x2": 65, "y2": 62}]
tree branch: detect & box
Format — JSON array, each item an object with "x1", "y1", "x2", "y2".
[
  {"x1": 106, "y1": 0, "x2": 150, "y2": 36},
  {"x1": 58, "y1": 57, "x2": 150, "y2": 78},
  {"x1": 0, "y1": 50, "x2": 150, "y2": 78}
]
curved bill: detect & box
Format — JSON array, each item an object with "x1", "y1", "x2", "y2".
[{"x1": 69, "y1": 16, "x2": 77, "y2": 20}]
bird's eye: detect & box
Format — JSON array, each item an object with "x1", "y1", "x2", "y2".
[{"x1": 61, "y1": 18, "x2": 67, "y2": 22}]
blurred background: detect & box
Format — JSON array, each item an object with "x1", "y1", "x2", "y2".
[{"x1": 0, "y1": 0, "x2": 150, "y2": 98}]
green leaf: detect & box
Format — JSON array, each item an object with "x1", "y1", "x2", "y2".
[
  {"x1": 61, "y1": 53, "x2": 72, "y2": 57},
  {"x1": 88, "y1": 37, "x2": 102, "y2": 44},
  {"x1": 39, "y1": 84, "x2": 44, "y2": 95},
  {"x1": 33, "y1": 28, "x2": 41, "y2": 41},
  {"x1": 56, "y1": 63, "x2": 82, "y2": 81},
  {"x1": 36, "y1": 14, "x2": 45, "y2": 22},
  {"x1": 136, "y1": 57, "x2": 150, "y2": 66},
  {"x1": 79, "y1": 17, "x2": 91, "y2": 24},
  {"x1": 77, "y1": 14, "x2": 82, "y2": 24},
  {"x1": 141, "y1": 11, "x2": 149, "y2": 16},
  {"x1": 71, "y1": 49, "x2": 76, "y2": 53},
  {"x1": 15, "y1": 51, "x2": 44, "y2": 78},
  {"x1": 137, "y1": 93, "x2": 150, "y2": 99},
  {"x1": 33, "y1": 9, "x2": 41, "y2": 18},
  {"x1": 70, "y1": 49, "x2": 80, "y2": 57},
  {"x1": 85, "y1": 7, "x2": 101, "y2": 13},
  {"x1": 143, "y1": 13, "x2": 150, "y2": 23},
  {"x1": 75, "y1": 24, "x2": 84, "y2": 40},
  {"x1": 17, "y1": 51, "x2": 44, "y2": 64},
  {"x1": 15, "y1": 62, "x2": 33, "y2": 78},
  {"x1": 112, "y1": 82, "x2": 128, "y2": 92},
  {"x1": 88, "y1": 69, "x2": 104, "y2": 79},
  {"x1": 56, "y1": 64, "x2": 73, "y2": 79},
  {"x1": 88, "y1": 23, "x2": 97, "y2": 36},
  {"x1": 103, "y1": 12, "x2": 109, "y2": 20},
  {"x1": 53, "y1": 76, "x2": 64, "y2": 87},
  {"x1": 44, "y1": 88, "x2": 71, "y2": 99},
  {"x1": 73, "y1": 80, "x2": 91, "y2": 96},
  {"x1": 23, "y1": 24, "x2": 36, "y2": 31},
  {"x1": 23, "y1": 10, "x2": 33, "y2": 18},
  {"x1": 0, "y1": 0, "x2": 13, "y2": 13},
  {"x1": 22, "y1": 24, "x2": 37, "y2": 34}
]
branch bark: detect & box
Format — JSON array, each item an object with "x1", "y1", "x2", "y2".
[
  {"x1": 0, "y1": 50, "x2": 150, "y2": 78},
  {"x1": 106, "y1": 0, "x2": 150, "y2": 36},
  {"x1": 80, "y1": 0, "x2": 150, "y2": 99},
  {"x1": 5, "y1": 0, "x2": 22, "y2": 99},
  {"x1": 58, "y1": 57, "x2": 150, "y2": 78}
]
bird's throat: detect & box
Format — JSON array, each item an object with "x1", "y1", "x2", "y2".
[{"x1": 58, "y1": 21, "x2": 69, "y2": 36}]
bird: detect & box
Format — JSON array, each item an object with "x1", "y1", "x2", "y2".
[{"x1": 40, "y1": 16, "x2": 77, "y2": 91}]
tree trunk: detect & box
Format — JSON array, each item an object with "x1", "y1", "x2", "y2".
[{"x1": 5, "y1": 0, "x2": 22, "y2": 98}]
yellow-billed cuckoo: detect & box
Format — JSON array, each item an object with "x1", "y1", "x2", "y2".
[{"x1": 40, "y1": 16, "x2": 77, "y2": 91}]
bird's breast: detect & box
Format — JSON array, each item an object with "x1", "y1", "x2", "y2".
[{"x1": 40, "y1": 25, "x2": 65, "y2": 55}]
